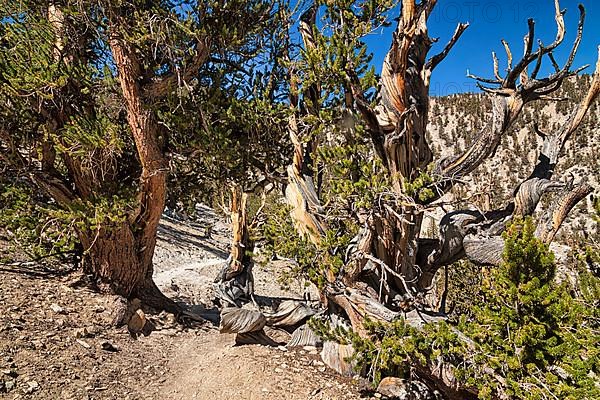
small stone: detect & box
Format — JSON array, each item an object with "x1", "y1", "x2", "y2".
[
  {"x1": 31, "y1": 340, "x2": 45, "y2": 349},
  {"x1": 165, "y1": 313, "x2": 177, "y2": 325},
  {"x1": 5, "y1": 380, "x2": 15, "y2": 392},
  {"x1": 373, "y1": 393, "x2": 382, "y2": 398},
  {"x1": 277, "y1": 345, "x2": 287, "y2": 352},
  {"x1": 127, "y1": 309, "x2": 146, "y2": 335},
  {"x1": 25, "y1": 380, "x2": 40, "y2": 394},
  {"x1": 76, "y1": 339, "x2": 91, "y2": 349},
  {"x1": 50, "y1": 303, "x2": 65, "y2": 314},
  {"x1": 101, "y1": 341, "x2": 119, "y2": 352},
  {"x1": 303, "y1": 345, "x2": 317, "y2": 352},
  {"x1": 274, "y1": 368, "x2": 284, "y2": 373}
]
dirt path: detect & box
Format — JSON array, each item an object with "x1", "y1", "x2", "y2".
[
  {"x1": 0, "y1": 206, "x2": 365, "y2": 399},
  {"x1": 152, "y1": 205, "x2": 362, "y2": 400},
  {"x1": 160, "y1": 333, "x2": 359, "y2": 400}
]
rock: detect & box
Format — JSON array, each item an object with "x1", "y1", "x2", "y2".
[
  {"x1": 377, "y1": 377, "x2": 406, "y2": 398},
  {"x1": 73, "y1": 327, "x2": 89, "y2": 338},
  {"x1": 24, "y1": 380, "x2": 40, "y2": 394},
  {"x1": 101, "y1": 341, "x2": 119, "y2": 352},
  {"x1": 76, "y1": 339, "x2": 91, "y2": 349},
  {"x1": 50, "y1": 303, "x2": 65, "y2": 314},
  {"x1": 376, "y1": 377, "x2": 437, "y2": 400},
  {"x1": 127, "y1": 309, "x2": 146, "y2": 337},
  {"x1": 5, "y1": 380, "x2": 15, "y2": 392}
]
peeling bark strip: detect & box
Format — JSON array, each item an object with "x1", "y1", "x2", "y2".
[
  {"x1": 284, "y1": 7, "x2": 327, "y2": 246},
  {"x1": 230, "y1": 187, "x2": 250, "y2": 274}
]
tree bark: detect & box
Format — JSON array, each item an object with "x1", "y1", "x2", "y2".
[
  {"x1": 214, "y1": 185, "x2": 256, "y2": 306},
  {"x1": 282, "y1": 2, "x2": 598, "y2": 397},
  {"x1": 101, "y1": 19, "x2": 176, "y2": 311}
]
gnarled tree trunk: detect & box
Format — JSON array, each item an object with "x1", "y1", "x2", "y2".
[
  {"x1": 284, "y1": 0, "x2": 599, "y2": 397},
  {"x1": 94, "y1": 26, "x2": 176, "y2": 311}
]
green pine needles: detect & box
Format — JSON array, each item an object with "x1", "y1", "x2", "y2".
[{"x1": 346, "y1": 218, "x2": 599, "y2": 399}]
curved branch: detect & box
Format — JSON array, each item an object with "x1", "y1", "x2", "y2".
[
  {"x1": 430, "y1": 1, "x2": 588, "y2": 198},
  {"x1": 425, "y1": 22, "x2": 469, "y2": 72},
  {"x1": 536, "y1": 184, "x2": 593, "y2": 244}
]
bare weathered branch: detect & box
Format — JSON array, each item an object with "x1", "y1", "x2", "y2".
[
  {"x1": 530, "y1": 46, "x2": 600, "y2": 180},
  {"x1": 513, "y1": 178, "x2": 564, "y2": 217},
  {"x1": 432, "y1": 1, "x2": 587, "y2": 196},
  {"x1": 425, "y1": 22, "x2": 469, "y2": 72},
  {"x1": 536, "y1": 184, "x2": 593, "y2": 244}
]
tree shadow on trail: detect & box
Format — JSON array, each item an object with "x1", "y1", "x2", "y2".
[
  {"x1": 183, "y1": 303, "x2": 221, "y2": 325},
  {"x1": 157, "y1": 221, "x2": 229, "y2": 259}
]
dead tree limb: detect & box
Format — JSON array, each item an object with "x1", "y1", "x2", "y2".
[{"x1": 432, "y1": 0, "x2": 586, "y2": 196}]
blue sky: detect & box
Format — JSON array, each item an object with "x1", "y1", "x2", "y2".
[{"x1": 362, "y1": 0, "x2": 600, "y2": 96}]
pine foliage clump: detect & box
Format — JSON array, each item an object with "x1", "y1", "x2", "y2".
[{"x1": 348, "y1": 218, "x2": 600, "y2": 399}]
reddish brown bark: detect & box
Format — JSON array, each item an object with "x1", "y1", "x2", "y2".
[{"x1": 95, "y1": 23, "x2": 173, "y2": 310}]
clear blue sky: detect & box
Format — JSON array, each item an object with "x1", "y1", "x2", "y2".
[{"x1": 362, "y1": 0, "x2": 600, "y2": 96}]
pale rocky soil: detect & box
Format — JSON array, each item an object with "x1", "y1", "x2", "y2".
[{"x1": 0, "y1": 206, "x2": 366, "y2": 400}]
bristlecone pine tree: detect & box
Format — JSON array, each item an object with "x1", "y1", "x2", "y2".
[
  {"x1": 259, "y1": 0, "x2": 600, "y2": 398},
  {"x1": 0, "y1": 0, "x2": 284, "y2": 313}
]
